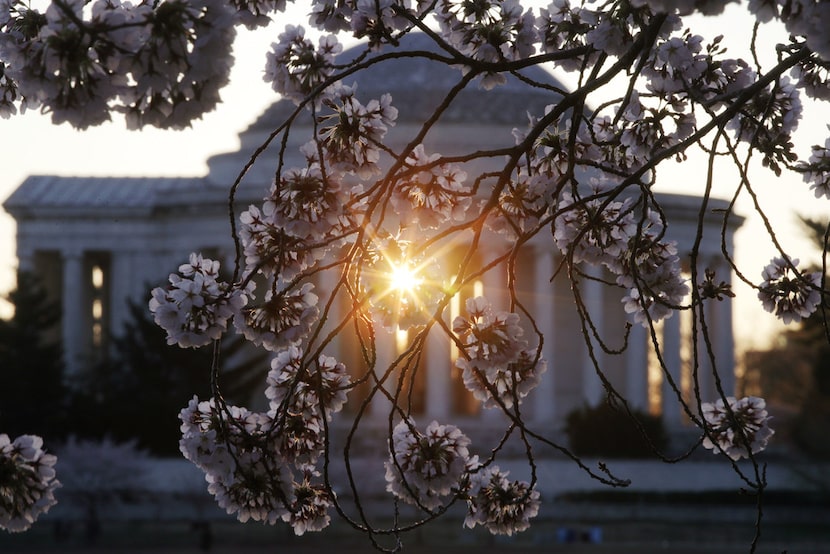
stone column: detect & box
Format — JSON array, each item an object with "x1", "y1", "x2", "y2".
[
  {"x1": 370, "y1": 326, "x2": 397, "y2": 419},
  {"x1": 480, "y1": 258, "x2": 505, "y2": 424},
  {"x1": 61, "y1": 249, "x2": 86, "y2": 379},
  {"x1": 625, "y1": 323, "x2": 649, "y2": 411},
  {"x1": 699, "y1": 261, "x2": 736, "y2": 400},
  {"x1": 581, "y1": 266, "x2": 604, "y2": 407},
  {"x1": 661, "y1": 313, "x2": 683, "y2": 429},
  {"x1": 425, "y1": 326, "x2": 451, "y2": 421},
  {"x1": 533, "y1": 245, "x2": 556, "y2": 422},
  {"x1": 711, "y1": 290, "x2": 736, "y2": 397}
]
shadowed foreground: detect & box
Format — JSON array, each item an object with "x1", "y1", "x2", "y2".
[{"x1": 1, "y1": 509, "x2": 828, "y2": 554}]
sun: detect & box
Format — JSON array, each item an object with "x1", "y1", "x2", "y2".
[{"x1": 388, "y1": 262, "x2": 423, "y2": 295}]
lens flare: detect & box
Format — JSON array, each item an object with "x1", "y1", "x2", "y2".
[{"x1": 388, "y1": 263, "x2": 423, "y2": 294}]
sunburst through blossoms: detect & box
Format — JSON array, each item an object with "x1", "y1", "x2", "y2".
[{"x1": 361, "y1": 233, "x2": 443, "y2": 330}]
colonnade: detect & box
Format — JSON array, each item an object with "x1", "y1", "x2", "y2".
[
  {"x1": 329, "y1": 243, "x2": 739, "y2": 430},
  {"x1": 14, "y1": 235, "x2": 737, "y2": 431}
]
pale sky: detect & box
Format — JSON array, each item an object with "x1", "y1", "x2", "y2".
[{"x1": 1, "y1": 4, "x2": 828, "y2": 356}]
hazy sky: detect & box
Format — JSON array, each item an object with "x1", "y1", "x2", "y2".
[{"x1": 1, "y1": 4, "x2": 828, "y2": 355}]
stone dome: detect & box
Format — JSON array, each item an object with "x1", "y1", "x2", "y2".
[
  {"x1": 205, "y1": 33, "x2": 564, "y2": 191},
  {"x1": 247, "y1": 33, "x2": 562, "y2": 128}
]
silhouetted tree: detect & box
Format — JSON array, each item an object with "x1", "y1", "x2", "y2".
[
  {"x1": 0, "y1": 272, "x2": 66, "y2": 442},
  {"x1": 69, "y1": 297, "x2": 269, "y2": 456},
  {"x1": 786, "y1": 218, "x2": 830, "y2": 457}
]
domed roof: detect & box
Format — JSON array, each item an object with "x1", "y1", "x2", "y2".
[
  {"x1": 246, "y1": 33, "x2": 563, "y2": 130},
  {"x1": 206, "y1": 33, "x2": 564, "y2": 190}
]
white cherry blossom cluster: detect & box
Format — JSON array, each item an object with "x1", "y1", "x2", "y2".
[
  {"x1": 239, "y1": 206, "x2": 317, "y2": 281},
  {"x1": 701, "y1": 396, "x2": 775, "y2": 461},
  {"x1": 179, "y1": 396, "x2": 294, "y2": 524},
  {"x1": 266, "y1": 346, "x2": 350, "y2": 421},
  {"x1": 265, "y1": 163, "x2": 354, "y2": 241},
  {"x1": 385, "y1": 419, "x2": 471, "y2": 510},
  {"x1": 629, "y1": 0, "x2": 738, "y2": 16},
  {"x1": 536, "y1": 0, "x2": 598, "y2": 72},
  {"x1": 436, "y1": 0, "x2": 536, "y2": 89},
  {"x1": 553, "y1": 191, "x2": 636, "y2": 267},
  {"x1": 391, "y1": 144, "x2": 471, "y2": 231},
  {"x1": 619, "y1": 90, "x2": 696, "y2": 163},
  {"x1": 489, "y1": 172, "x2": 549, "y2": 236},
  {"x1": 317, "y1": 84, "x2": 398, "y2": 178},
  {"x1": 460, "y1": 348, "x2": 547, "y2": 410},
  {"x1": 799, "y1": 136, "x2": 830, "y2": 198},
  {"x1": 149, "y1": 253, "x2": 250, "y2": 348},
  {"x1": 238, "y1": 145, "x2": 365, "y2": 279},
  {"x1": 453, "y1": 296, "x2": 525, "y2": 369},
  {"x1": 179, "y1": 394, "x2": 337, "y2": 533},
  {"x1": 234, "y1": 282, "x2": 319, "y2": 351},
  {"x1": 0, "y1": 0, "x2": 235, "y2": 128},
  {"x1": 464, "y1": 464, "x2": 540, "y2": 536},
  {"x1": 729, "y1": 76, "x2": 802, "y2": 175},
  {"x1": 384, "y1": 420, "x2": 541, "y2": 535},
  {"x1": 264, "y1": 25, "x2": 341, "y2": 103},
  {"x1": 643, "y1": 30, "x2": 755, "y2": 103},
  {"x1": 453, "y1": 296, "x2": 547, "y2": 408},
  {"x1": 757, "y1": 257, "x2": 822, "y2": 324},
  {"x1": 774, "y1": 0, "x2": 830, "y2": 61},
  {"x1": 0, "y1": 60, "x2": 16, "y2": 118},
  {"x1": 0, "y1": 434, "x2": 59, "y2": 533},
  {"x1": 554, "y1": 191, "x2": 688, "y2": 326},
  {"x1": 616, "y1": 217, "x2": 689, "y2": 325},
  {"x1": 231, "y1": 0, "x2": 287, "y2": 28},
  {"x1": 308, "y1": 0, "x2": 425, "y2": 46}
]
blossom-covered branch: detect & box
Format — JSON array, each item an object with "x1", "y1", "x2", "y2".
[{"x1": 5, "y1": 0, "x2": 830, "y2": 549}]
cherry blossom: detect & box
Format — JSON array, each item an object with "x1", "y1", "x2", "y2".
[
  {"x1": 317, "y1": 84, "x2": 398, "y2": 178},
  {"x1": 0, "y1": 434, "x2": 60, "y2": 533},
  {"x1": 799, "y1": 136, "x2": 830, "y2": 198},
  {"x1": 179, "y1": 396, "x2": 295, "y2": 524},
  {"x1": 459, "y1": 348, "x2": 547, "y2": 410},
  {"x1": 149, "y1": 253, "x2": 249, "y2": 348},
  {"x1": 8, "y1": 0, "x2": 830, "y2": 545},
  {"x1": 266, "y1": 346, "x2": 350, "y2": 420},
  {"x1": 436, "y1": 0, "x2": 536, "y2": 89},
  {"x1": 391, "y1": 144, "x2": 471, "y2": 230},
  {"x1": 757, "y1": 256, "x2": 822, "y2": 324},
  {"x1": 264, "y1": 25, "x2": 341, "y2": 102},
  {"x1": 284, "y1": 468, "x2": 333, "y2": 535},
  {"x1": 554, "y1": 191, "x2": 636, "y2": 268},
  {"x1": 453, "y1": 296, "x2": 526, "y2": 369},
  {"x1": 0, "y1": 0, "x2": 235, "y2": 128},
  {"x1": 231, "y1": 0, "x2": 287, "y2": 28},
  {"x1": 234, "y1": 282, "x2": 319, "y2": 351},
  {"x1": 385, "y1": 419, "x2": 471, "y2": 510},
  {"x1": 701, "y1": 396, "x2": 775, "y2": 461},
  {"x1": 464, "y1": 464, "x2": 540, "y2": 536}
]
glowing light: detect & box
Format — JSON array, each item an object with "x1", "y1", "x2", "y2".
[
  {"x1": 473, "y1": 279, "x2": 483, "y2": 298},
  {"x1": 388, "y1": 262, "x2": 423, "y2": 294},
  {"x1": 361, "y1": 234, "x2": 446, "y2": 329},
  {"x1": 396, "y1": 326, "x2": 409, "y2": 353}
]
